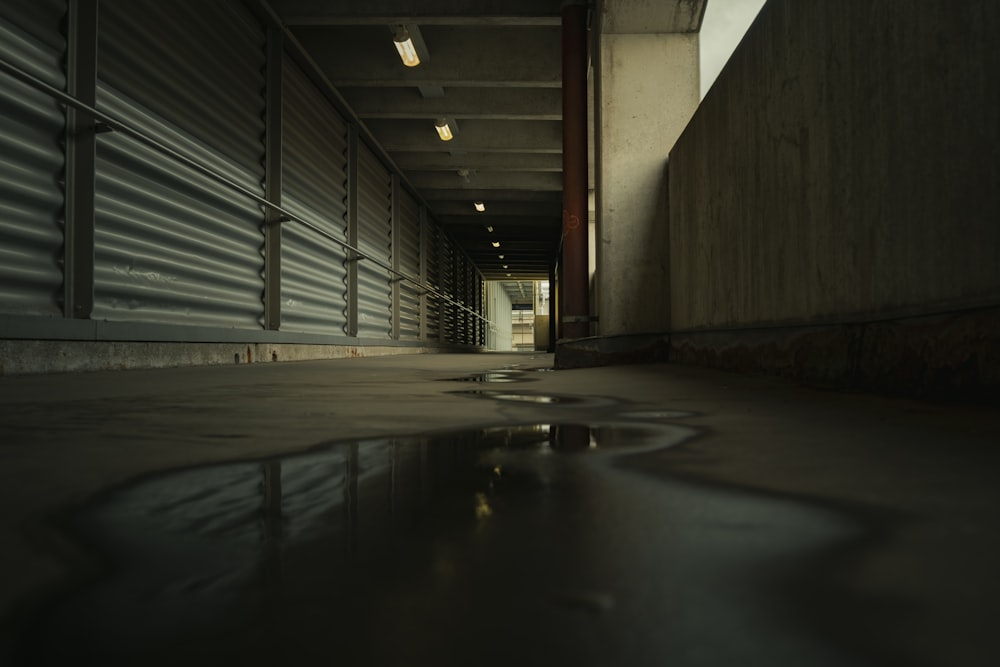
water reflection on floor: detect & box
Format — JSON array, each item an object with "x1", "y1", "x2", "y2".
[{"x1": 18, "y1": 422, "x2": 865, "y2": 667}]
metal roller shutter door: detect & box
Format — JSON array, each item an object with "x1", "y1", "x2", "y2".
[
  {"x1": 397, "y1": 190, "x2": 421, "y2": 341},
  {"x1": 281, "y1": 58, "x2": 349, "y2": 335},
  {"x1": 440, "y1": 234, "x2": 456, "y2": 343},
  {"x1": 0, "y1": 0, "x2": 66, "y2": 316},
  {"x1": 356, "y1": 142, "x2": 392, "y2": 340},
  {"x1": 424, "y1": 224, "x2": 441, "y2": 341},
  {"x1": 93, "y1": 0, "x2": 266, "y2": 328}
]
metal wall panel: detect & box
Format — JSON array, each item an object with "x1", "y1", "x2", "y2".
[
  {"x1": 397, "y1": 189, "x2": 421, "y2": 341},
  {"x1": 440, "y1": 234, "x2": 456, "y2": 343},
  {"x1": 280, "y1": 58, "x2": 349, "y2": 335},
  {"x1": 356, "y1": 142, "x2": 392, "y2": 339},
  {"x1": 0, "y1": 1, "x2": 66, "y2": 316},
  {"x1": 424, "y1": 223, "x2": 441, "y2": 341},
  {"x1": 455, "y1": 253, "x2": 468, "y2": 344},
  {"x1": 92, "y1": 1, "x2": 266, "y2": 328}
]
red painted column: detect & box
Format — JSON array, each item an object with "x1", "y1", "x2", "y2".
[{"x1": 561, "y1": 0, "x2": 590, "y2": 339}]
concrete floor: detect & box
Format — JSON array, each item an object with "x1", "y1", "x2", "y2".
[{"x1": 1, "y1": 353, "x2": 998, "y2": 665}]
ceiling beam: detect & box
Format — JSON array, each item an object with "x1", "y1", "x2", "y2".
[
  {"x1": 408, "y1": 171, "x2": 562, "y2": 191},
  {"x1": 292, "y1": 26, "x2": 561, "y2": 88},
  {"x1": 394, "y1": 152, "x2": 562, "y2": 172},
  {"x1": 272, "y1": 0, "x2": 562, "y2": 25},
  {"x1": 366, "y1": 119, "x2": 562, "y2": 153},
  {"x1": 425, "y1": 189, "x2": 561, "y2": 203},
  {"x1": 430, "y1": 201, "x2": 561, "y2": 216},
  {"x1": 340, "y1": 87, "x2": 562, "y2": 120}
]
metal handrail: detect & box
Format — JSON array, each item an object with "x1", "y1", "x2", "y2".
[{"x1": 0, "y1": 56, "x2": 491, "y2": 326}]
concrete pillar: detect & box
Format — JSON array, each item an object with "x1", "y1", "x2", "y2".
[{"x1": 595, "y1": 2, "x2": 703, "y2": 336}]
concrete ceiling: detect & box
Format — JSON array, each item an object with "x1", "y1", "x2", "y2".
[
  {"x1": 269, "y1": 0, "x2": 706, "y2": 282},
  {"x1": 270, "y1": 0, "x2": 566, "y2": 282}
]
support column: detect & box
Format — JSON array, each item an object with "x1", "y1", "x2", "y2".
[
  {"x1": 561, "y1": 0, "x2": 590, "y2": 340},
  {"x1": 64, "y1": 0, "x2": 98, "y2": 319},
  {"x1": 595, "y1": 2, "x2": 703, "y2": 335}
]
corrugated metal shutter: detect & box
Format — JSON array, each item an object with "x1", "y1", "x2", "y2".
[
  {"x1": 455, "y1": 252, "x2": 468, "y2": 344},
  {"x1": 397, "y1": 189, "x2": 421, "y2": 341},
  {"x1": 92, "y1": 1, "x2": 266, "y2": 328},
  {"x1": 424, "y1": 223, "x2": 441, "y2": 341},
  {"x1": 356, "y1": 142, "x2": 392, "y2": 339},
  {"x1": 281, "y1": 58, "x2": 349, "y2": 335},
  {"x1": 440, "y1": 234, "x2": 456, "y2": 343},
  {"x1": 0, "y1": 0, "x2": 66, "y2": 316}
]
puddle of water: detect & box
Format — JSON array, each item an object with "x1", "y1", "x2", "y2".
[
  {"x1": 620, "y1": 410, "x2": 696, "y2": 420},
  {"x1": 18, "y1": 422, "x2": 864, "y2": 667},
  {"x1": 439, "y1": 370, "x2": 527, "y2": 383},
  {"x1": 448, "y1": 389, "x2": 583, "y2": 404}
]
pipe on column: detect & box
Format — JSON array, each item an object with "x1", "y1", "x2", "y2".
[{"x1": 561, "y1": 0, "x2": 590, "y2": 339}]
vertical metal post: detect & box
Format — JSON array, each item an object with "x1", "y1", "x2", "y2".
[
  {"x1": 64, "y1": 0, "x2": 98, "y2": 319},
  {"x1": 346, "y1": 125, "x2": 360, "y2": 337},
  {"x1": 390, "y1": 175, "x2": 402, "y2": 340},
  {"x1": 418, "y1": 206, "x2": 428, "y2": 341},
  {"x1": 561, "y1": 0, "x2": 590, "y2": 339},
  {"x1": 263, "y1": 28, "x2": 283, "y2": 330},
  {"x1": 548, "y1": 263, "x2": 558, "y2": 352}
]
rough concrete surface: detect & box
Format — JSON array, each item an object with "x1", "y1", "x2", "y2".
[
  {"x1": 1, "y1": 353, "x2": 998, "y2": 665},
  {"x1": 668, "y1": 0, "x2": 1000, "y2": 330}
]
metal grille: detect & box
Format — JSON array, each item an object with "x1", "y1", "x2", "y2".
[
  {"x1": 397, "y1": 189, "x2": 421, "y2": 341},
  {"x1": 281, "y1": 57, "x2": 349, "y2": 335},
  {"x1": 92, "y1": 0, "x2": 266, "y2": 328},
  {"x1": 0, "y1": 0, "x2": 65, "y2": 316},
  {"x1": 356, "y1": 142, "x2": 392, "y2": 339}
]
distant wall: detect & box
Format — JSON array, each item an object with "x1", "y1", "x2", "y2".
[{"x1": 664, "y1": 0, "x2": 1000, "y2": 394}]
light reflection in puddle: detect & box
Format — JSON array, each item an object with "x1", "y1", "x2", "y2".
[{"x1": 19, "y1": 422, "x2": 864, "y2": 667}]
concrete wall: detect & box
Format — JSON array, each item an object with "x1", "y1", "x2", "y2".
[
  {"x1": 670, "y1": 0, "x2": 999, "y2": 328},
  {"x1": 663, "y1": 0, "x2": 1000, "y2": 394}
]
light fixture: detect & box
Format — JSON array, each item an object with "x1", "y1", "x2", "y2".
[
  {"x1": 498, "y1": 254, "x2": 505, "y2": 259},
  {"x1": 491, "y1": 241, "x2": 501, "y2": 248},
  {"x1": 474, "y1": 201, "x2": 486, "y2": 212},
  {"x1": 393, "y1": 26, "x2": 420, "y2": 67},
  {"x1": 486, "y1": 225, "x2": 494, "y2": 233},
  {"x1": 506, "y1": 273, "x2": 511, "y2": 277},
  {"x1": 502, "y1": 264, "x2": 508, "y2": 269},
  {"x1": 434, "y1": 117, "x2": 455, "y2": 141}
]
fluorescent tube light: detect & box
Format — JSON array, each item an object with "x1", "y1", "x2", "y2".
[{"x1": 393, "y1": 26, "x2": 420, "y2": 67}]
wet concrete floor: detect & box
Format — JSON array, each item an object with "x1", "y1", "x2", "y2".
[{"x1": 1, "y1": 354, "x2": 999, "y2": 665}]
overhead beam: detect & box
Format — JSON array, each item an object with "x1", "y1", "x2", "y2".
[
  {"x1": 292, "y1": 26, "x2": 560, "y2": 88},
  {"x1": 394, "y1": 152, "x2": 561, "y2": 172},
  {"x1": 366, "y1": 119, "x2": 562, "y2": 152},
  {"x1": 430, "y1": 201, "x2": 561, "y2": 216},
  {"x1": 424, "y1": 189, "x2": 561, "y2": 203},
  {"x1": 408, "y1": 171, "x2": 562, "y2": 191},
  {"x1": 600, "y1": 0, "x2": 708, "y2": 34},
  {"x1": 340, "y1": 87, "x2": 562, "y2": 120},
  {"x1": 271, "y1": 0, "x2": 562, "y2": 25}
]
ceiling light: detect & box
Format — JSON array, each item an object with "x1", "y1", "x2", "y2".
[
  {"x1": 491, "y1": 241, "x2": 501, "y2": 248},
  {"x1": 392, "y1": 26, "x2": 420, "y2": 67},
  {"x1": 474, "y1": 201, "x2": 486, "y2": 212},
  {"x1": 506, "y1": 273, "x2": 511, "y2": 277},
  {"x1": 498, "y1": 254, "x2": 504, "y2": 259},
  {"x1": 502, "y1": 264, "x2": 508, "y2": 269},
  {"x1": 434, "y1": 117, "x2": 455, "y2": 141},
  {"x1": 486, "y1": 225, "x2": 494, "y2": 233}
]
